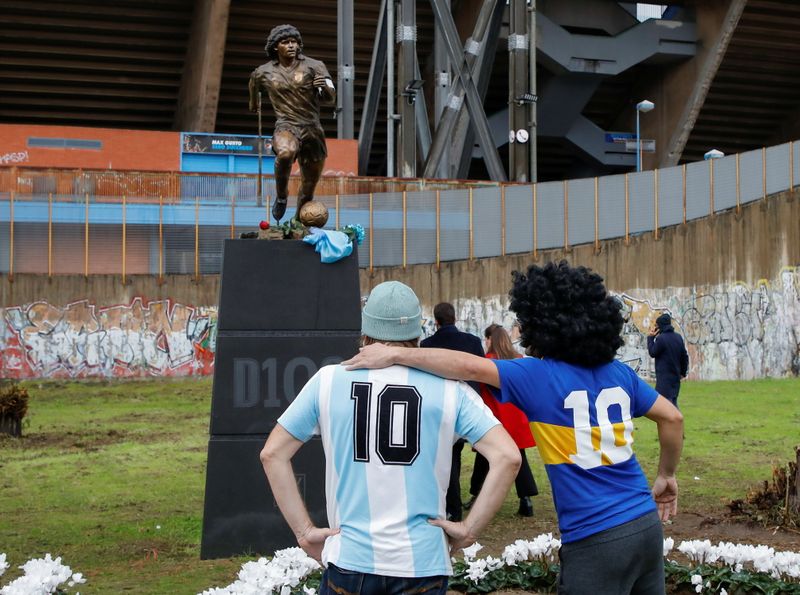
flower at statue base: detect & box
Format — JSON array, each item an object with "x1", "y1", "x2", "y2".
[
  {"x1": 259, "y1": 220, "x2": 270, "y2": 230},
  {"x1": 298, "y1": 201, "x2": 329, "y2": 228},
  {"x1": 276, "y1": 218, "x2": 310, "y2": 240},
  {"x1": 339, "y1": 223, "x2": 365, "y2": 246}
]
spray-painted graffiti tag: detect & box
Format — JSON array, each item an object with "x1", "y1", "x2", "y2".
[
  {"x1": 0, "y1": 298, "x2": 217, "y2": 378},
  {"x1": 1, "y1": 267, "x2": 797, "y2": 380}
]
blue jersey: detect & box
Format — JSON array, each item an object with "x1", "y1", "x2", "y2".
[
  {"x1": 493, "y1": 358, "x2": 659, "y2": 543},
  {"x1": 278, "y1": 364, "x2": 499, "y2": 577}
]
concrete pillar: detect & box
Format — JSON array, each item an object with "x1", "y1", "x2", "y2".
[
  {"x1": 639, "y1": 0, "x2": 747, "y2": 169},
  {"x1": 173, "y1": 0, "x2": 231, "y2": 133}
]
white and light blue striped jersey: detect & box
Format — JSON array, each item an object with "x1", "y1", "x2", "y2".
[{"x1": 277, "y1": 364, "x2": 499, "y2": 578}]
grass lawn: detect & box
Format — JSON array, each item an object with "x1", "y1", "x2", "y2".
[{"x1": 0, "y1": 377, "x2": 798, "y2": 593}]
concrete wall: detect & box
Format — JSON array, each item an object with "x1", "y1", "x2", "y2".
[
  {"x1": 0, "y1": 124, "x2": 358, "y2": 177},
  {"x1": 1, "y1": 189, "x2": 797, "y2": 379},
  {"x1": 0, "y1": 124, "x2": 181, "y2": 171}
]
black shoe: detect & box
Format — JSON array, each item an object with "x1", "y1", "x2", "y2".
[
  {"x1": 272, "y1": 197, "x2": 288, "y2": 222},
  {"x1": 518, "y1": 497, "x2": 533, "y2": 517}
]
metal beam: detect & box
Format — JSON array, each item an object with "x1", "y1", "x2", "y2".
[
  {"x1": 427, "y1": 0, "x2": 507, "y2": 181},
  {"x1": 509, "y1": 0, "x2": 530, "y2": 181},
  {"x1": 565, "y1": 115, "x2": 635, "y2": 167},
  {"x1": 424, "y1": 0, "x2": 498, "y2": 179},
  {"x1": 529, "y1": 0, "x2": 537, "y2": 183},
  {"x1": 337, "y1": 0, "x2": 355, "y2": 139},
  {"x1": 537, "y1": 12, "x2": 695, "y2": 76},
  {"x1": 453, "y1": 0, "x2": 505, "y2": 179},
  {"x1": 357, "y1": 0, "x2": 386, "y2": 175},
  {"x1": 488, "y1": 70, "x2": 637, "y2": 168},
  {"x1": 387, "y1": 0, "x2": 396, "y2": 177},
  {"x1": 414, "y1": 61, "x2": 432, "y2": 163},
  {"x1": 398, "y1": 0, "x2": 417, "y2": 177},
  {"x1": 433, "y1": 0, "x2": 451, "y2": 178}
]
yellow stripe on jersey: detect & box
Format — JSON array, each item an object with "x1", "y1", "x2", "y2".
[{"x1": 530, "y1": 420, "x2": 634, "y2": 466}]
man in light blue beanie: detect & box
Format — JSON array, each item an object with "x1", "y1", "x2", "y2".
[
  {"x1": 261, "y1": 281, "x2": 520, "y2": 594},
  {"x1": 360, "y1": 280, "x2": 423, "y2": 343}
]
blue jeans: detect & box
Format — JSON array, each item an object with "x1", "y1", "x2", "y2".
[{"x1": 320, "y1": 563, "x2": 448, "y2": 595}]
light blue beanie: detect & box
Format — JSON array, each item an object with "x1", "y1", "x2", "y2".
[{"x1": 362, "y1": 281, "x2": 422, "y2": 341}]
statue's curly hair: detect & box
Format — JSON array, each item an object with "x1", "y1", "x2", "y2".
[
  {"x1": 509, "y1": 260, "x2": 624, "y2": 367},
  {"x1": 265, "y1": 24, "x2": 303, "y2": 59}
]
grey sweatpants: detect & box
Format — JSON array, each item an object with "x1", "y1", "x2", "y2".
[{"x1": 558, "y1": 510, "x2": 664, "y2": 595}]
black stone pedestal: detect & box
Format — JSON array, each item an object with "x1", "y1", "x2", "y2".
[{"x1": 200, "y1": 239, "x2": 360, "y2": 559}]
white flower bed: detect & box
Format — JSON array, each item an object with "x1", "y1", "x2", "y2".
[
  {"x1": 3, "y1": 535, "x2": 798, "y2": 595},
  {"x1": 200, "y1": 535, "x2": 800, "y2": 594},
  {"x1": 198, "y1": 548, "x2": 320, "y2": 595},
  {"x1": 672, "y1": 539, "x2": 800, "y2": 581},
  {"x1": 0, "y1": 554, "x2": 85, "y2": 595}
]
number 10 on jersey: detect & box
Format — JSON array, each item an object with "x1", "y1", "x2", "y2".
[{"x1": 351, "y1": 382, "x2": 422, "y2": 466}]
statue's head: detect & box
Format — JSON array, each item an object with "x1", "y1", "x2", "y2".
[{"x1": 265, "y1": 24, "x2": 303, "y2": 59}]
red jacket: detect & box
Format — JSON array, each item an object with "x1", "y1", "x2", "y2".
[{"x1": 479, "y1": 354, "x2": 535, "y2": 449}]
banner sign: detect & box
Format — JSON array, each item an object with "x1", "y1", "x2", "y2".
[{"x1": 182, "y1": 133, "x2": 273, "y2": 156}]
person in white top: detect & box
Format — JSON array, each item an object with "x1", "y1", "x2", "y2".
[{"x1": 261, "y1": 281, "x2": 520, "y2": 594}]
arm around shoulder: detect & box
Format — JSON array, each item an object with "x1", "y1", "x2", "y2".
[{"x1": 343, "y1": 344, "x2": 500, "y2": 386}]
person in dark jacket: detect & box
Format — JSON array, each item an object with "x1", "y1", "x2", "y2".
[
  {"x1": 647, "y1": 313, "x2": 689, "y2": 408},
  {"x1": 421, "y1": 302, "x2": 485, "y2": 522}
]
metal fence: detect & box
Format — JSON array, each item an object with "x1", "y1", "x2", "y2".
[{"x1": 0, "y1": 142, "x2": 795, "y2": 278}]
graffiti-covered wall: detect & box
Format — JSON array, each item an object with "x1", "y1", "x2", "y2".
[
  {"x1": 617, "y1": 267, "x2": 800, "y2": 380},
  {"x1": 443, "y1": 266, "x2": 800, "y2": 382},
  {"x1": 1, "y1": 267, "x2": 797, "y2": 380},
  {"x1": 0, "y1": 298, "x2": 216, "y2": 378}
]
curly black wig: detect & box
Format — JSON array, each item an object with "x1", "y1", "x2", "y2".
[
  {"x1": 509, "y1": 260, "x2": 624, "y2": 367},
  {"x1": 265, "y1": 24, "x2": 303, "y2": 59}
]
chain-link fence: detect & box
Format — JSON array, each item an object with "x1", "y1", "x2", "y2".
[{"x1": 0, "y1": 143, "x2": 794, "y2": 276}]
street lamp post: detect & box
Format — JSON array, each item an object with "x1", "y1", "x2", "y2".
[{"x1": 636, "y1": 100, "x2": 655, "y2": 172}]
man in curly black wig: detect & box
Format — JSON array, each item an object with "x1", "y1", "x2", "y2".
[
  {"x1": 344, "y1": 261, "x2": 684, "y2": 594},
  {"x1": 509, "y1": 261, "x2": 625, "y2": 366},
  {"x1": 249, "y1": 24, "x2": 335, "y2": 222}
]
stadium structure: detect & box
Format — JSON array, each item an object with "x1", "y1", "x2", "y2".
[{"x1": 2, "y1": 1, "x2": 800, "y2": 180}]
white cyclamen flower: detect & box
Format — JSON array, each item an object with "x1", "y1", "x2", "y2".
[
  {"x1": 0, "y1": 553, "x2": 81, "y2": 595},
  {"x1": 461, "y1": 542, "x2": 483, "y2": 561},
  {"x1": 501, "y1": 540, "x2": 530, "y2": 566},
  {"x1": 678, "y1": 540, "x2": 713, "y2": 564},
  {"x1": 663, "y1": 537, "x2": 674, "y2": 557},
  {"x1": 198, "y1": 548, "x2": 319, "y2": 595},
  {"x1": 465, "y1": 559, "x2": 489, "y2": 583},
  {"x1": 485, "y1": 556, "x2": 504, "y2": 572}
]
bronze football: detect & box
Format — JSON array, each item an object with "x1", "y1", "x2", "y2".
[{"x1": 298, "y1": 200, "x2": 329, "y2": 228}]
